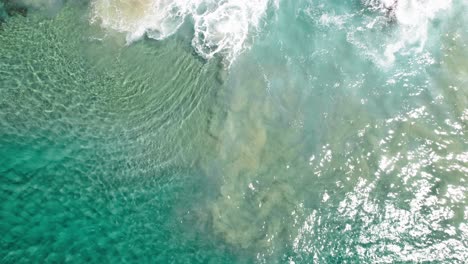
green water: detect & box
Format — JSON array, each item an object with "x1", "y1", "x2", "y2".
[{"x1": 1, "y1": 1, "x2": 467, "y2": 263}]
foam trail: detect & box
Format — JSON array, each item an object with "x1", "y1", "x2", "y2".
[{"x1": 91, "y1": 0, "x2": 274, "y2": 65}]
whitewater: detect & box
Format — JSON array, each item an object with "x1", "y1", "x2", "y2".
[
  {"x1": 90, "y1": 0, "x2": 278, "y2": 64},
  {"x1": 0, "y1": 0, "x2": 467, "y2": 263},
  {"x1": 88, "y1": 0, "x2": 457, "y2": 67}
]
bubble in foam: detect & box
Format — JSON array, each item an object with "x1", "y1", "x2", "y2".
[{"x1": 91, "y1": 0, "x2": 274, "y2": 65}]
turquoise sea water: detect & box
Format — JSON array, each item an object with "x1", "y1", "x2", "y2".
[{"x1": 1, "y1": 0, "x2": 467, "y2": 263}]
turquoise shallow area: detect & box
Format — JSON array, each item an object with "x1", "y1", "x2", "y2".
[
  {"x1": 1, "y1": 1, "x2": 467, "y2": 263},
  {"x1": 1, "y1": 4, "x2": 232, "y2": 262}
]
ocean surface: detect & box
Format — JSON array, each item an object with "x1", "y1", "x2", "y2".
[{"x1": 0, "y1": 0, "x2": 467, "y2": 263}]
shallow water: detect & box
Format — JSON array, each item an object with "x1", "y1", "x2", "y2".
[{"x1": 1, "y1": 0, "x2": 467, "y2": 263}]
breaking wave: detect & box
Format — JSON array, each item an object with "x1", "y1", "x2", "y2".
[
  {"x1": 91, "y1": 0, "x2": 276, "y2": 65},
  {"x1": 90, "y1": 0, "x2": 456, "y2": 67},
  {"x1": 364, "y1": 0, "x2": 453, "y2": 65}
]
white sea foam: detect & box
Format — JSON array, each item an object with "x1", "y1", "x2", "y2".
[
  {"x1": 370, "y1": 0, "x2": 453, "y2": 64},
  {"x1": 91, "y1": 0, "x2": 274, "y2": 65}
]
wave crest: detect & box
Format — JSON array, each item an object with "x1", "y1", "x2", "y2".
[
  {"x1": 366, "y1": 0, "x2": 453, "y2": 64},
  {"x1": 91, "y1": 0, "x2": 273, "y2": 65}
]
